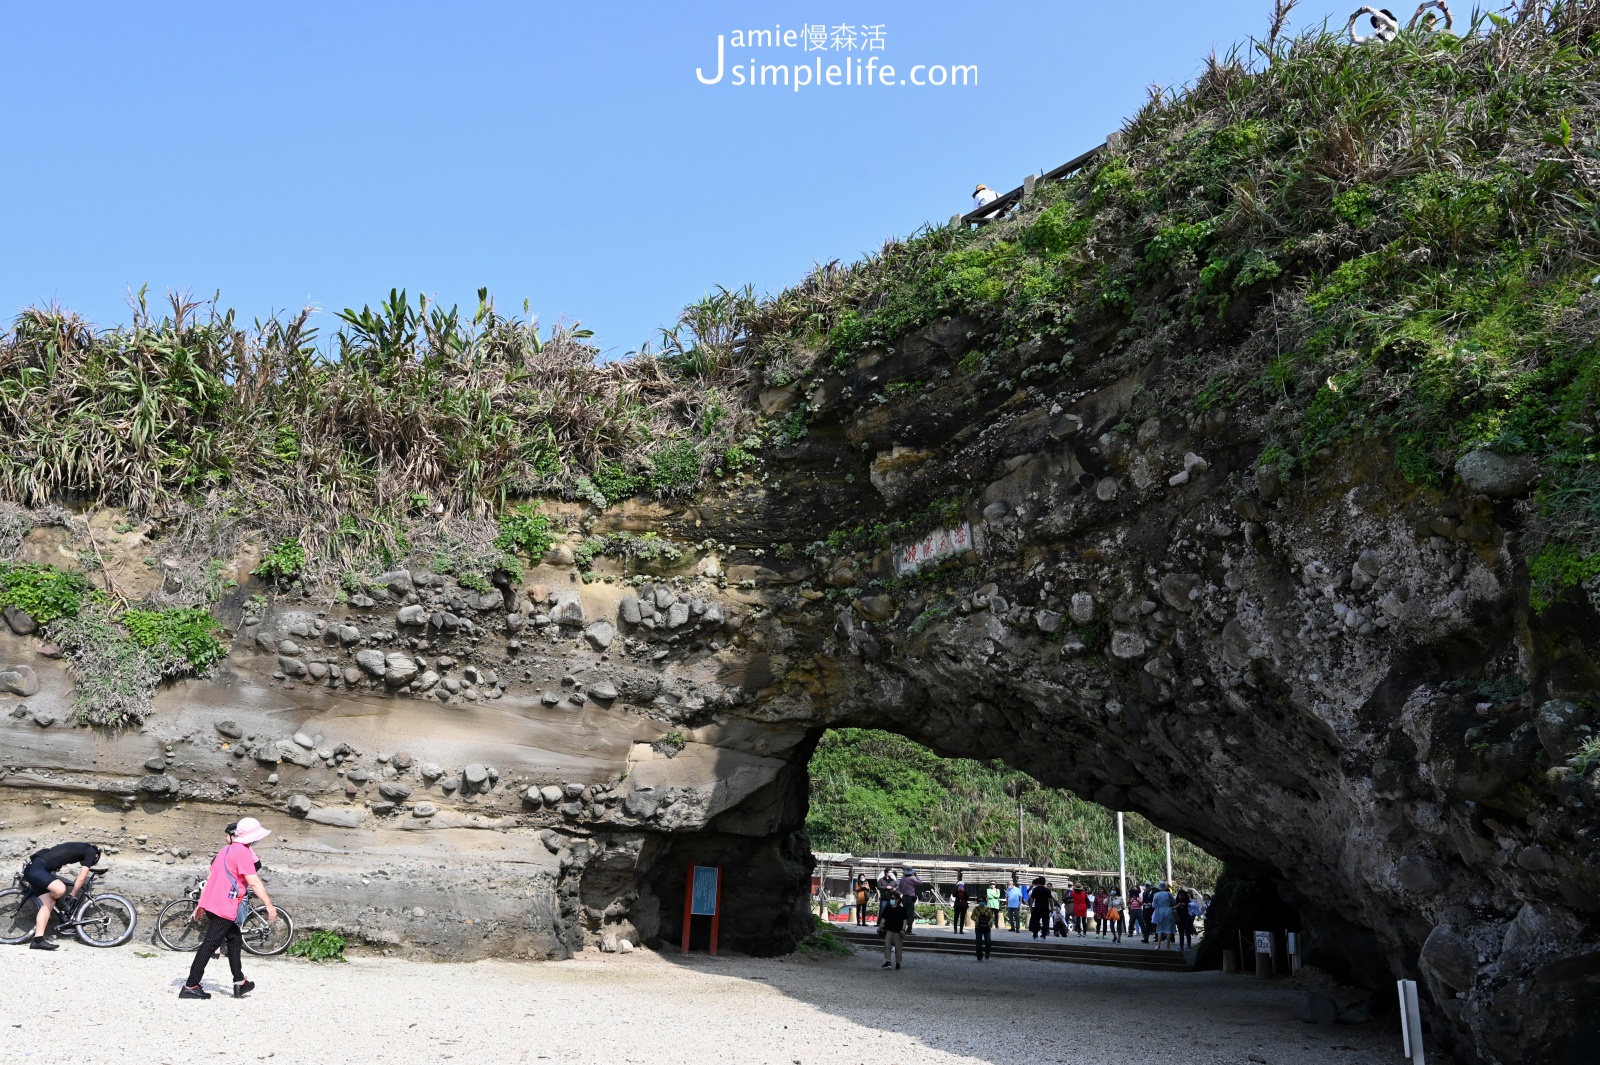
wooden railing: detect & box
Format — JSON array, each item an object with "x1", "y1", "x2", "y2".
[{"x1": 952, "y1": 134, "x2": 1120, "y2": 227}]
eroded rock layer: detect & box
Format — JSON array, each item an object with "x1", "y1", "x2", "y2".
[{"x1": 2, "y1": 314, "x2": 1597, "y2": 1063}]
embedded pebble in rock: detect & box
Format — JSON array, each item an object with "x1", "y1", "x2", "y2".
[
  {"x1": 540, "y1": 690, "x2": 560, "y2": 706},
  {"x1": 392, "y1": 750, "x2": 413, "y2": 770},
  {"x1": 539, "y1": 785, "x2": 563, "y2": 806},
  {"x1": 0, "y1": 666, "x2": 40, "y2": 697},
  {"x1": 214, "y1": 719, "x2": 244, "y2": 739},
  {"x1": 1068, "y1": 593, "x2": 1095, "y2": 624},
  {"x1": 143, "y1": 756, "x2": 166, "y2": 772},
  {"x1": 619, "y1": 596, "x2": 642, "y2": 625},
  {"x1": 584, "y1": 621, "x2": 615, "y2": 650},
  {"x1": 354, "y1": 650, "x2": 387, "y2": 676},
  {"x1": 419, "y1": 763, "x2": 443, "y2": 783},
  {"x1": 463, "y1": 764, "x2": 489, "y2": 789},
  {"x1": 377, "y1": 782, "x2": 412, "y2": 802},
  {"x1": 589, "y1": 680, "x2": 618, "y2": 701},
  {"x1": 1109, "y1": 631, "x2": 1147, "y2": 659},
  {"x1": 293, "y1": 732, "x2": 315, "y2": 749},
  {"x1": 412, "y1": 802, "x2": 438, "y2": 819},
  {"x1": 550, "y1": 592, "x2": 585, "y2": 626},
  {"x1": 397, "y1": 604, "x2": 428, "y2": 626},
  {"x1": 287, "y1": 794, "x2": 312, "y2": 817}
]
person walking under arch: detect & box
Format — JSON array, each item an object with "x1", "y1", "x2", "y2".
[
  {"x1": 180, "y1": 818, "x2": 277, "y2": 1000},
  {"x1": 1127, "y1": 887, "x2": 1144, "y2": 943},
  {"x1": 985, "y1": 881, "x2": 1002, "y2": 924},
  {"x1": 972, "y1": 898, "x2": 993, "y2": 961},
  {"x1": 1028, "y1": 877, "x2": 1053, "y2": 940},
  {"x1": 853, "y1": 874, "x2": 871, "y2": 926},
  {"x1": 878, "y1": 894, "x2": 907, "y2": 970},
  {"x1": 1091, "y1": 887, "x2": 1109, "y2": 938},
  {"x1": 1175, "y1": 888, "x2": 1197, "y2": 950},
  {"x1": 897, "y1": 866, "x2": 922, "y2": 935},
  {"x1": 1004, "y1": 877, "x2": 1024, "y2": 933},
  {"x1": 1151, "y1": 882, "x2": 1176, "y2": 950},
  {"x1": 952, "y1": 878, "x2": 969, "y2": 935},
  {"x1": 1070, "y1": 883, "x2": 1090, "y2": 937},
  {"x1": 1106, "y1": 891, "x2": 1123, "y2": 944}
]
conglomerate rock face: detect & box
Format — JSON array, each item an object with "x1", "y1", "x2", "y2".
[{"x1": 1, "y1": 314, "x2": 1596, "y2": 1063}]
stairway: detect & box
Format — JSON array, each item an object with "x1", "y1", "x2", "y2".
[{"x1": 831, "y1": 928, "x2": 1194, "y2": 971}]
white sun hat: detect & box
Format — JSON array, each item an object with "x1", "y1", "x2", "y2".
[{"x1": 232, "y1": 817, "x2": 271, "y2": 845}]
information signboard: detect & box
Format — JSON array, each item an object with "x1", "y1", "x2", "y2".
[
  {"x1": 681, "y1": 863, "x2": 724, "y2": 956},
  {"x1": 691, "y1": 866, "x2": 720, "y2": 916}
]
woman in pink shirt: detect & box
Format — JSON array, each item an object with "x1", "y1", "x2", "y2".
[{"x1": 180, "y1": 818, "x2": 277, "y2": 1000}]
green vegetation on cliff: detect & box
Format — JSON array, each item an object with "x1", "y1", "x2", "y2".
[
  {"x1": 807, "y1": 728, "x2": 1222, "y2": 888},
  {"x1": 742, "y1": 8, "x2": 1600, "y2": 610},
  {"x1": 0, "y1": 287, "x2": 761, "y2": 592}
]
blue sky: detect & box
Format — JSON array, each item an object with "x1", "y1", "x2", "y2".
[{"x1": 0, "y1": 1, "x2": 1346, "y2": 356}]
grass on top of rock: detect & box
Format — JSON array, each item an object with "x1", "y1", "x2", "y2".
[
  {"x1": 737, "y1": 7, "x2": 1600, "y2": 611},
  {"x1": 0, "y1": 285, "x2": 758, "y2": 602},
  {"x1": 0, "y1": 561, "x2": 234, "y2": 727},
  {"x1": 807, "y1": 728, "x2": 1222, "y2": 890}
]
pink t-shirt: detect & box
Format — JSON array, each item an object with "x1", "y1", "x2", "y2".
[{"x1": 197, "y1": 843, "x2": 257, "y2": 921}]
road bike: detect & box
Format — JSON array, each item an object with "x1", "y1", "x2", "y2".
[
  {"x1": 154, "y1": 877, "x2": 295, "y2": 956},
  {"x1": 0, "y1": 868, "x2": 138, "y2": 947}
]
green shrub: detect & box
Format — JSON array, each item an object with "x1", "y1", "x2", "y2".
[
  {"x1": 593, "y1": 462, "x2": 645, "y2": 503},
  {"x1": 1572, "y1": 737, "x2": 1600, "y2": 775},
  {"x1": 650, "y1": 440, "x2": 702, "y2": 496},
  {"x1": 0, "y1": 561, "x2": 93, "y2": 623},
  {"x1": 287, "y1": 929, "x2": 347, "y2": 962},
  {"x1": 1024, "y1": 202, "x2": 1092, "y2": 257},
  {"x1": 253, "y1": 538, "x2": 306, "y2": 580},
  {"x1": 493, "y1": 503, "x2": 557, "y2": 560},
  {"x1": 51, "y1": 605, "x2": 161, "y2": 728},
  {"x1": 574, "y1": 532, "x2": 684, "y2": 572},
  {"x1": 120, "y1": 608, "x2": 228, "y2": 672},
  {"x1": 1529, "y1": 544, "x2": 1600, "y2": 612}
]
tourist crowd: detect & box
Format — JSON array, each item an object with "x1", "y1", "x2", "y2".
[{"x1": 851, "y1": 869, "x2": 1207, "y2": 967}]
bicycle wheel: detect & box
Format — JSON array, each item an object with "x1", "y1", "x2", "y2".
[
  {"x1": 0, "y1": 888, "x2": 42, "y2": 945},
  {"x1": 155, "y1": 898, "x2": 206, "y2": 952},
  {"x1": 240, "y1": 906, "x2": 293, "y2": 956},
  {"x1": 75, "y1": 894, "x2": 137, "y2": 947}
]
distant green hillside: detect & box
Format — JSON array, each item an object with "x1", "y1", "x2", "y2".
[{"x1": 806, "y1": 728, "x2": 1221, "y2": 890}]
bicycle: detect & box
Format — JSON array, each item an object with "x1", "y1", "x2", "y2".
[
  {"x1": 154, "y1": 877, "x2": 295, "y2": 956},
  {"x1": 0, "y1": 868, "x2": 138, "y2": 948}
]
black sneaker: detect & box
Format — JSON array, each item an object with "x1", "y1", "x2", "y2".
[
  {"x1": 233, "y1": 980, "x2": 255, "y2": 998},
  {"x1": 881, "y1": 961, "x2": 891, "y2": 968},
  {"x1": 895, "y1": 963, "x2": 901, "y2": 969},
  {"x1": 179, "y1": 985, "x2": 211, "y2": 1000},
  {"x1": 29, "y1": 937, "x2": 58, "y2": 951}
]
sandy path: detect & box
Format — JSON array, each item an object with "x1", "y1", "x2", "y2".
[{"x1": 0, "y1": 939, "x2": 1399, "y2": 1065}]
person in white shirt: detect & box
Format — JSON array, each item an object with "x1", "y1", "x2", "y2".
[
  {"x1": 1348, "y1": 6, "x2": 1399, "y2": 43},
  {"x1": 972, "y1": 184, "x2": 998, "y2": 210}
]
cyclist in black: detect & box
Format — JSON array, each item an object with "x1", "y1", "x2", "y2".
[{"x1": 21, "y1": 841, "x2": 101, "y2": 950}]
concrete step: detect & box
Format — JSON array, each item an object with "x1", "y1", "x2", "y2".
[{"x1": 832, "y1": 929, "x2": 1193, "y2": 971}]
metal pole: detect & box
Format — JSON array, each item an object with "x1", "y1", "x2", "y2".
[
  {"x1": 1117, "y1": 812, "x2": 1127, "y2": 912},
  {"x1": 1165, "y1": 832, "x2": 1173, "y2": 886},
  {"x1": 1018, "y1": 802, "x2": 1025, "y2": 864}
]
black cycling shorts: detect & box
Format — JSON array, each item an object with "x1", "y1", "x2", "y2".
[{"x1": 22, "y1": 861, "x2": 61, "y2": 896}]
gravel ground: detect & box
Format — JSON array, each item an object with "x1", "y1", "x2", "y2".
[{"x1": 0, "y1": 939, "x2": 1402, "y2": 1065}]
